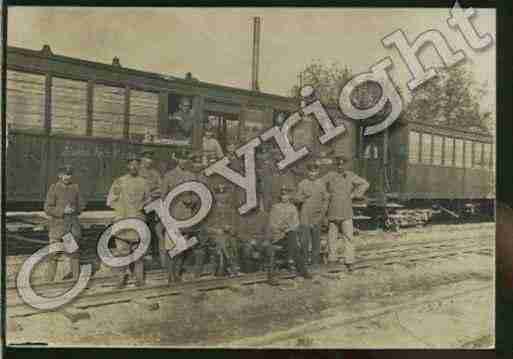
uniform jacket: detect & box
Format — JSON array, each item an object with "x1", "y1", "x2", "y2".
[
  {"x1": 202, "y1": 137, "x2": 224, "y2": 159},
  {"x1": 322, "y1": 170, "x2": 369, "y2": 221},
  {"x1": 269, "y1": 202, "x2": 300, "y2": 242},
  {"x1": 107, "y1": 174, "x2": 150, "y2": 241},
  {"x1": 44, "y1": 181, "x2": 85, "y2": 241},
  {"x1": 204, "y1": 190, "x2": 237, "y2": 230},
  {"x1": 139, "y1": 166, "x2": 162, "y2": 199},
  {"x1": 161, "y1": 165, "x2": 196, "y2": 196},
  {"x1": 258, "y1": 161, "x2": 297, "y2": 208},
  {"x1": 161, "y1": 166, "x2": 195, "y2": 220},
  {"x1": 295, "y1": 178, "x2": 329, "y2": 226}
]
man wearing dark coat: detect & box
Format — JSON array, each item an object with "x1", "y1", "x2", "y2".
[{"x1": 44, "y1": 164, "x2": 85, "y2": 282}]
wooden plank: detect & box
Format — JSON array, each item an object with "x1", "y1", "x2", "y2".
[
  {"x1": 124, "y1": 86, "x2": 130, "y2": 138},
  {"x1": 86, "y1": 80, "x2": 93, "y2": 136},
  {"x1": 44, "y1": 74, "x2": 52, "y2": 134}
]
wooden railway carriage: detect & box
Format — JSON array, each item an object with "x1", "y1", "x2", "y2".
[
  {"x1": 5, "y1": 45, "x2": 301, "y2": 209},
  {"x1": 5, "y1": 45, "x2": 494, "y2": 219}
]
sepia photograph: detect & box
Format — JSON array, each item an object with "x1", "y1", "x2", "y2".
[{"x1": 3, "y1": 6, "x2": 495, "y2": 348}]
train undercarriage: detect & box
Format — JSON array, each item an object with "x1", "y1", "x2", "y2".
[{"x1": 355, "y1": 196, "x2": 495, "y2": 231}]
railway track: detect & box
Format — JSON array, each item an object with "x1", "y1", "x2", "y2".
[
  {"x1": 224, "y1": 279, "x2": 493, "y2": 348},
  {"x1": 6, "y1": 233, "x2": 493, "y2": 319}
]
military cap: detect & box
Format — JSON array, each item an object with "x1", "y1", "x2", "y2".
[
  {"x1": 180, "y1": 97, "x2": 192, "y2": 105},
  {"x1": 58, "y1": 164, "x2": 74, "y2": 175},
  {"x1": 306, "y1": 162, "x2": 320, "y2": 172},
  {"x1": 140, "y1": 149, "x2": 155, "y2": 158},
  {"x1": 334, "y1": 154, "x2": 349, "y2": 163},
  {"x1": 126, "y1": 153, "x2": 141, "y2": 162},
  {"x1": 280, "y1": 185, "x2": 294, "y2": 194}
]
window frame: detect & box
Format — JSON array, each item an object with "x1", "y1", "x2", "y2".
[{"x1": 408, "y1": 131, "x2": 420, "y2": 164}]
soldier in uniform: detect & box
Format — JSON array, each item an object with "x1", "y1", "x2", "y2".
[
  {"x1": 205, "y1": 183, "x2": 240, "y2": 276},
  {"x1": 266, "y1": 186, "x2": 311, "y2": 284},
  {"x1": 295, "y1": 163, "x2": 329, "y2": 270},
  {"x1": 44, "y1": 164, "x2": 85, "y2": 282},
  {"x1": 256, "y1": 148, "x2": 274, "y2": 213},
  {"x1": 168, "y1": 97, "x2": 194, "y2": 141},
  {"x1": 322, "y1": 155, "x2": 370, "y2": 272},
  {"x1": 164, "y1": 153, "x2": 210, "y2": 283},
  {"x1": 202, "y1": 126, "x2": 224, "y2": 162},
  {"x1": 219, "y1": 142, "x2": 243, "y2": 231},
  {"x1": 138, "y1": 149, "x2": 166, "y2": 268},
  {"x1": 107, "y1": 154, "x2": 150, "y2": 288}
]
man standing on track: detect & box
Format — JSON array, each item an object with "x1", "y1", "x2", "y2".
[
  {"x1": 161, "y1": 152, "x2": 210, "y2": 283},
  {"x1": 138, "y1": 149, "x2": 166, "y2": 268},
  {"x1": 322, "y1": 155, "x2": 369, "y2": 272},
  {"x1": 267, "y1": 186, "x2": 312, "y2": 284},
  {"x1": 295, "y1": 162, "x2": 329, "y2": 271},
  {"x1": 44, "y1": 164, "x2": 85, "y2": 282},
  {"x1": 107, "y1": 154, "x2": 150, "y2": 288}
]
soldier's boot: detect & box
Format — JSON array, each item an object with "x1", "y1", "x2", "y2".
[
  {"x1": 70, "y1": 254, "x2": 80, "y2": 281},
  {"x1": 167, "y1": 258, "x2": 175, "y2": 285},
  {"x1": 134, "y1": 260, "x2": 145, "y2": 287},
  {"x1": 295, "y1": 252, "x2": 312, "y2": 280},
  {"x1": 345, "y1": 263, "x2": 354, "y2": 273},
  {"x1": 193, "y1": 249, "x2": 206, "y2": 279},
  {"x1": 266, "y1": 252, "x2": 280, "y2": 286},
  {"x1": 116, "y1": 273, "x2": 129, "y2": 289},
  {"x1": 267, "y1": 265, "x2": 280, "y2": 286},
  {"x1": 213, "y1": 250, "x2": 224, "y2": 277},
  {"x1": 46, "y1": 254, "x2": 58, "y2": 282},
  {"x1": 160, "y1": 252, "x2": 169, "y2": 270},
  {"x1": 169, "y1": 255, "x2": 184, "y2": 284}
]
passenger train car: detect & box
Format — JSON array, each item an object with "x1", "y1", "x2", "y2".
[{"x1": 5, "y1": 45, "x2": 494, "y2": 221}]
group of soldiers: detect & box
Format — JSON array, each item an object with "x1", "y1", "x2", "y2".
[{"x1": 44, "y1": 144, "x2": 370, "y2": 287}]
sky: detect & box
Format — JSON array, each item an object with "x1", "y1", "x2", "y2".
[{"x1": 7, "y1": 7, "x2": 495, "y2": 113}]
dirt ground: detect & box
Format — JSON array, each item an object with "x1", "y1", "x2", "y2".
[{"x1": 6, "y1": 223, "x2": 494, "y2": 348}]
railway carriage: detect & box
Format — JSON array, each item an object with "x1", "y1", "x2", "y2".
[
  {"x1": 5, "y1": 44, "x2": 494, "y2": 223},
  {"x1": 5, "y1": 45, "x2": 299, "y2": 209}
]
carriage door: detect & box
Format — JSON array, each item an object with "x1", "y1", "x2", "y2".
[{"x1": 361, "y1": 132, "x2": 384, "y2": 197}]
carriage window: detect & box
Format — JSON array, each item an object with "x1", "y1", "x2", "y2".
[
  {"x1": 408, "y1": 131, "x2": 420, "y2": 164},
  {"x1": 483, "y1": 143, "x2": 491, "y2": 169},
  {"x1": 473, "y1": 142, "x2": 483, "y2": 168},
  {"x1": 421, "y1": 133, "x2": 432, "y2": 164},
  {"x1": 92, "y1": 84, "x2": 125, "y2": 138},
  {"x1": 433, "y1": 135, "x2": 443, "y2": 166},
  {"x1": 129, "y1": 90, "x2": 159, "y2": 142},
  {"x1": 444, "y1": 137, "x2": 454, "y2": 166},
  {"x1": 6, "y1": 70, "x2": 46, "y2": 131},
  {"x1": 464, "y1": 140, "x2": 473, "y2": 168},
  {"x1": 51, "y1": 77, "x2": 87, "y2": 135},
  {"x1": 454, "y1": 139, "x2": 464, "y2": 168}
]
